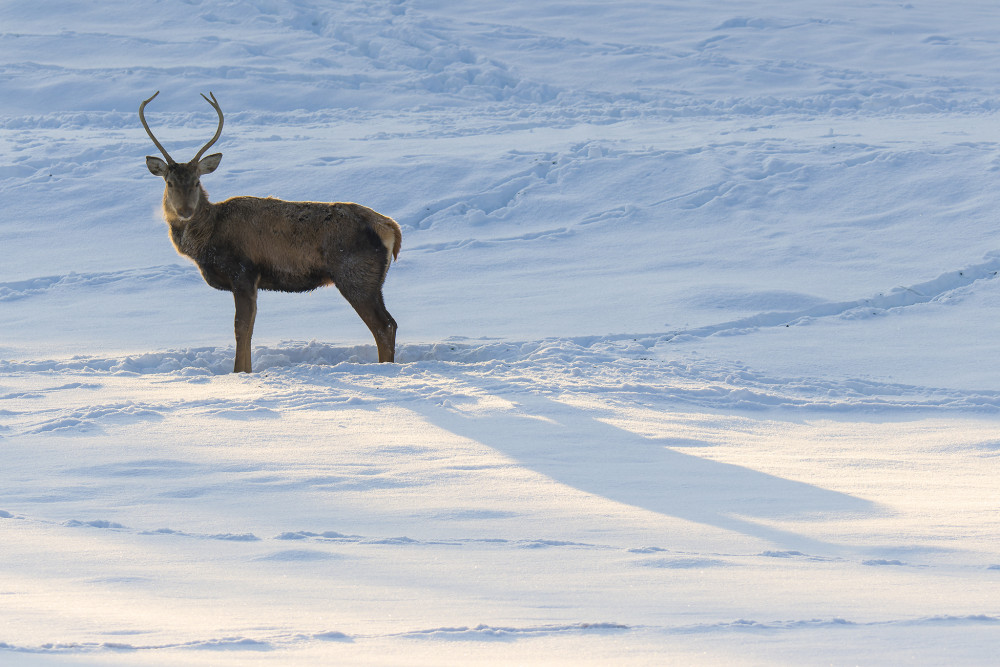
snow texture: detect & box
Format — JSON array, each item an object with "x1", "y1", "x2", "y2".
[{"x1": 2, "y1": 1, "x2": 1000, "y2": 665}]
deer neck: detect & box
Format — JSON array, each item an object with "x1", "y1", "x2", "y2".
[{"x1": 165, "y1": 186, "x2": 215, "y2": 259}]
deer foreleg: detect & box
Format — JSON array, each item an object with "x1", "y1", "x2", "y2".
[
  {"x1": 345, "y1": 290, "x2": 396, "y2": 363},
  {"x1": 233, "y1": 285, "x2": 258, "y2": 373}
]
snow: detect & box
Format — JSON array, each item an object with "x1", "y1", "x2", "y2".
[{"x1": 2, "y1": 0, "x2": 1000, "y2": 664}]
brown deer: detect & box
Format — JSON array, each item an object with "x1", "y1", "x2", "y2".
[{"x1": 140, "y1": 91, "x2": 401, "y2": 373}]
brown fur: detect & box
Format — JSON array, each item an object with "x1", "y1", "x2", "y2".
[{"x1": 141, "y1": 92, "x2": 401, "y2": 372}]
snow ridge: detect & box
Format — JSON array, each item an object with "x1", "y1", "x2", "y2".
[
  {"x1": 671, "y1": 253, "x2": 1000, "y2": 341},
  {"x1": 4, "y1": 616, "x2": 998, "y2": 656},
  {"x1": 4, "y1": 337, "x2": 1000, "y2": 417}
]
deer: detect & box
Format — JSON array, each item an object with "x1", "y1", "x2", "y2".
[{"x1": 140, "y1": 91, "x2": 401, "y2": 373}]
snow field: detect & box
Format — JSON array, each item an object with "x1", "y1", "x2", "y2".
[{"x1": 2, "y1": 0, "x2": 1000, "y2": 664}]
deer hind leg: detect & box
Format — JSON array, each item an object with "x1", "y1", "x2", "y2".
[
  {"x1": 233, "y1": 284, "x2": 258, "y2": 373},
  {"x1": 342, "y1": 288, "x2": 397, "y2": 363}
]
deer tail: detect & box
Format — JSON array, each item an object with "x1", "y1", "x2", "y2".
[{"x1": 373, "y1": 214, "x2": 402, "y2": 262}]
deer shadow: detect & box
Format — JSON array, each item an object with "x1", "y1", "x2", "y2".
[{"x1": 405, "y1": 387, "x2": 878, "y2": 555}]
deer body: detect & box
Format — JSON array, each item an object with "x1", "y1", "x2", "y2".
[{"x1": 141, "y1": 92, "x2": 400, "y2": 372}]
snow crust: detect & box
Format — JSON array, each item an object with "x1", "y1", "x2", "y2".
[{"x1": 2, "y1": 1, "x2": 999, "y2": 664}]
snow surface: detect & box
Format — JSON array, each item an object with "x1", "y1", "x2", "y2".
[{"x1": 2, "y1": 0, "x2": 1000, "y2": 664}]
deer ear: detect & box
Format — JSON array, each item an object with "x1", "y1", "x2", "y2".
[
  {"x1": 197, "y1": 153, "x2": 222, "y2": 175},
  {"x1": 146, "y1": 156, "x2": 168, "y2": 176}
]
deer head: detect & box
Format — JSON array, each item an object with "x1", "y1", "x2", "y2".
[{"x1": 140, "y1": 91, "x2": 225, "y2": 221}]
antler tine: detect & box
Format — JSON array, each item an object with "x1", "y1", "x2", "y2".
[
  {"x1": 192, "y1": 91, "x2": 224, "y2": 163},
  {"x1": 139, "y1": 90, "x2": 176, "y2": 165}
]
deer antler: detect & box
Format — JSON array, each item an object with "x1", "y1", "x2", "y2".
[
  {"x1": 192, "y1": 92, "x2": 224, "y2": 164},
  {"x1": 139, "y1": 91, "x2": 176, "y2": 165}
]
